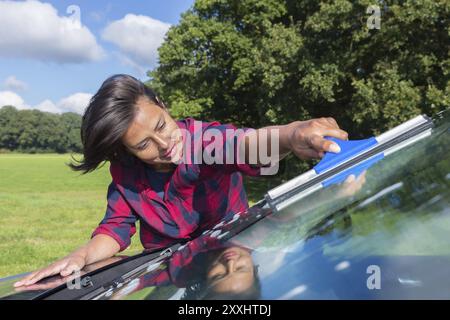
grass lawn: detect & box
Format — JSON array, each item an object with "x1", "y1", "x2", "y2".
[
  {"x1": 0, "y1": 153, "x2": 144, "y2": 278},
  {"x1": 0, "y1": 153, "x2": 279, "y2": 278}
]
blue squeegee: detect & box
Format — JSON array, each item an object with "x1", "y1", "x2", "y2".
[{"x1": 265, "y1": 114, "x2": 434, "y2": 212}]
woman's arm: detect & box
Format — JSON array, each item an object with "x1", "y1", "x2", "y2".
[
  {"x1": 240, "y1": 117, "x2": 349, "y2": 166},
  {"x1": 14, "y1": 234, "x2": 120, "y2": 287},
  {"x1": 74, "y1": 234, "x2": 121, "y2": 265}
]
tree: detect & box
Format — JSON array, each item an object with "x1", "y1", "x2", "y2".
[
  {"x1": 0, "y1": 106, "x2": 20, "y2": 150},
  {"x1": 61, "y1": 112, "x2": 83, "y2": 153},
  {"x1": 0, "y1": 106, "x2": 82, "y2": 153},
  {"x1": 149, "y1": 0, "x2": 450, "y2": 139}
]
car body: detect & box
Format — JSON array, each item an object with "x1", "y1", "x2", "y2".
[{"x1": 1, "y1": 109, "x2": 449, "y2": 300}]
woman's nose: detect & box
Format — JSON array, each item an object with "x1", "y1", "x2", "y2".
[
  {"x1": 153, "y1": 134, "x2": 169, "y2": 150},
  {"x1": 226, "y1": 260, "x2": 236, "y2": 273}
]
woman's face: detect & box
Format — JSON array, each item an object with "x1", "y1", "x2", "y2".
[
  {"x1": 122, "y1": 97, "x2": 183, "y2": 168},
  {"x1": 206, "y1": 246, "x2": 255, "y2": 294}
]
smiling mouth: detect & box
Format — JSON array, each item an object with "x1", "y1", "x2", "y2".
[
  {"x1": 162, "y1": 144, "x2": 175, "y2": 158},
  {"x1": 223, "y1": 252, "x2": 238, "y2": 260},
  {"x1": 220, "y1": 250, "x2": 239, "y2": 262}
]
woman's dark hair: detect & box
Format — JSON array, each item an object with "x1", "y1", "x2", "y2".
[
  {"x1": 181, "y1": 263, "x2": 261, "y2": 300},
  {"x1": 68, "y1": 74, "x2": 165, "y2": 173}
]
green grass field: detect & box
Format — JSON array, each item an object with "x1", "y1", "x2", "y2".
[
  {"x1": 0, "y1": 153, "x2": 144, "y2": 278},
  {"x1": 0, "y1": 153, "x2": 273, "y2": 278}
]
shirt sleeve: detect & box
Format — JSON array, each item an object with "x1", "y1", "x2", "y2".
[
  {"x1": 91, "y1": 182, "x2": 137, "y2": 252},
  {"x1": 201, "y1": 121, "x2": 264, "y2": 176}
]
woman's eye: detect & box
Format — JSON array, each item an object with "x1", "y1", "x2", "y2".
[
  {"x1": 212, "y1": 274, "x2": 224, "y2": 281},
  {"x1": 159, "y1": 122, "x2": 166, "y2": 131},
  {"x1": 139, "y1": 141, "x2": 151, "y2": 150}
]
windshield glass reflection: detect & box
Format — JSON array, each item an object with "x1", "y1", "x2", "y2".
[
  {"x1": 8, "y1": 114, "x2": 448, "y2": 300},
  {"x1": 109, "y1": 114, "x2": 450, "y2": 300}
]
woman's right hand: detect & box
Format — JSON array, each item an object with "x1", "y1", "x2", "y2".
[{"x1": 13, "y1": 254, "x2": 86, "y2": 288}]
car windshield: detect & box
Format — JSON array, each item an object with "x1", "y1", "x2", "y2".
[
  {"x1": 97, "y1": 110, "x2": 450, "y2": 300},
  {"x1": 2, "y1": 111, "x2": 448, "y2": 300}
]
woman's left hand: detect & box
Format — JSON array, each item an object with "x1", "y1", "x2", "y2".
[{"x1": 337, "y1": 171, "x2": 367, "y2": 198}]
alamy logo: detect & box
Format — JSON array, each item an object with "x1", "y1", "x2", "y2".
[
  {"x1": 66, "y1": 5, "x2": 81, "y2": 29},
  {"x1": 171, "y1": 121, "x2": 280, "y2": 175},
  {"x1": 366, "y1": 5, "x2": 381, "y2": 30},
  {"x1": 366, "y1": 265, "x2": 381, "y2": 290},
  {"x1": 66, "y1": 268, "x2": 82, "y2": 290},
  {"x1": 66, "y1": 267, "x2": 93, "y2": 290}
]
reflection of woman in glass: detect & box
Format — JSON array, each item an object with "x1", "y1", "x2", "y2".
[
  {"x1": 111, "y1": 235, "x2": 262, "y2": 300},
  {"x1": 169, "y1": 173, "x2": 369, "y2": 300},
  {"x1": 14, "y1": 172, "x2": 365, "y2": 299},
  {"x1": 13, "y1": 242, "x2": 261, "y2": 300},
  {"x1": 182, "y1": 245, "x2": 261, "y2": 300}
]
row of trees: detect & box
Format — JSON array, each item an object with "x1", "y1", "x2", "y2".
[
  {"x1": 1, "y1": 1, "x2": 448, "y2": 159},
  {"x1": 149, "y1": 0, "x2": 449, "y2": 137},
  {"x1": 0, "y1": 106, "x2": 82, "y2": 153},
  {"x1": 147, "y1": 0, "x2": 449, "y2": 178}
]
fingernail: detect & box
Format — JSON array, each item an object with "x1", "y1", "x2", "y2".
[{"x1": 329, "y1": 143, "x2": 341, "y2": 153}]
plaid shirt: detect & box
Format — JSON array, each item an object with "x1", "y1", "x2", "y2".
[{"x1": 91, "y1": 118, "x2": 263, "y2": 252}]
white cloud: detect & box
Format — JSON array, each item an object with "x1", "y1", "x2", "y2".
[
  {"x1": 0, "y1": 91, "x2": 30, "y2": 110},
  {"x1": 3, "y1": 76, "x2": 28, "y2": 91},
  {"x1": 0, "y1": 0, "x2": 104, "y2": 63},
  {"x1": 0, "y1": 91, "x2": 92, "y2": 114},
  {"x1": 102, "y1": 14, "x2": 171, "y2": 72},
  {"x1": 34, "y1": 99, "x2": 60, "y2": 113},
  {"x1": 57, "y1": 92, "x2": 92, "y2": 114}
]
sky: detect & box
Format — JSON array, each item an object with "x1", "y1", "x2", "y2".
[{"x1": 0, "y1": 0, "x2": 194, "y2": 114}]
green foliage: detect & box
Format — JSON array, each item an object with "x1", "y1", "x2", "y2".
[
  {"x1": 149, "y1": 0, "x2": 449, "y2": 139},
  {"x1": 0, "y1": 106, "x2": 82, "y2": 153}
]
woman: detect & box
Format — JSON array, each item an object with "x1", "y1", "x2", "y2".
[{"x1": 14, "y1": 74, "x2": 348, "y2": 287}]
